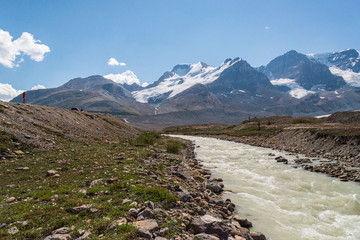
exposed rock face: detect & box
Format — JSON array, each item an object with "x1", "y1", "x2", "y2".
[
  {"x1": 261, "y1": 50, "x2": 346, "y2": 90},
  {"x1": 208, "y1": 59, "x2": 274, "y2": 94}
]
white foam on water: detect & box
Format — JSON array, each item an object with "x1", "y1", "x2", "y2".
[{"x1": 170, "y1": 135, "x2": 360, "y2": 240}]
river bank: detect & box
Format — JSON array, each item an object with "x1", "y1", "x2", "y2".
[
  {"x1": 176, "y1": 135, "x2": 360, "y2": 240},
  {"x1": 197, "y1": 130, "x2": 360, "y2": 183},
  {"x1": 163, "y1": 113, "x2": 360, "y2": 183}
]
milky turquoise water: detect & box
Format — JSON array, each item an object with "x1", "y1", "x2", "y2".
[{"x1": 172, "y1": 135, "x2": 360, "y2": 240}]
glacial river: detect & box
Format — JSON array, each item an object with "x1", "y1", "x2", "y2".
[{"x1": 171, "y1": 135, "x2": 360, "y2": 240}]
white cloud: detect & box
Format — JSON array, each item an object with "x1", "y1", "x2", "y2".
[
  {"x1": 104, "y1": 70, "x2": 140, "y2": 85},
  {"x1": 265, "y1": 26, "x2": 270, "y2": 30},
  {"x1": 0, "y1": 29, "x2": 50, "y2": 68},
  {"x1": 107, "y1": 57, "x2": 126, "y2": 66},
  {"x1": 31, "y1": 84, "x2": 46, "y2": 90},
  {"x1": 0, "y1": 83, "x2": 24, "y2": 102}
]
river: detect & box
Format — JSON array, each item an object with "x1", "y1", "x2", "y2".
[{"x1": 171, "y1": 135, "x2": 360, "y2": 240}]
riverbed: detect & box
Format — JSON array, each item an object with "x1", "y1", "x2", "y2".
[{"x1": 172, "y1": 135, "x2": 360, "y2": 240}]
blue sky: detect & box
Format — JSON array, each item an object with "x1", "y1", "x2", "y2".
[{"x1": 1, "y1": 0, "x2": 360, "y2": 100}]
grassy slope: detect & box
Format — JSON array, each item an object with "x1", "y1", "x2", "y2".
[{"x1": 0, "y1": 102, "x2": 184, "y2": 239}]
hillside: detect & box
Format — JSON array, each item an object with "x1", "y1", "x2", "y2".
[{"x1": 0, "y1": 101, "x2": 261, "y2": 240}]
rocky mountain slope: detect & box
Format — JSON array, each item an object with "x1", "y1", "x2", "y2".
[{"x1": 11, "y1": 75, "x2": 154, "y2": 116}]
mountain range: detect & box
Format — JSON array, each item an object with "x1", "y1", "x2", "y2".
[{"x1": 11, "y1": 49, "x2": 360, "y2": 128}]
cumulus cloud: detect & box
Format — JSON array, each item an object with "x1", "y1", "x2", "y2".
[
  {"x1": 0, "y1": 83, "x2": 47, "y2": 102},
  {"x1": 265, "y1": 26, "x2": 270, "y2": 30},
  {"x1": 107, "y1": 57, "x2": 126, "y2": 66},
  {"x1": 0, "y1": 29, "x2": 50, "y2": 68},
  {"x1": 0, "y1": 83, "x2": 24, "y2": 102},
  {"x1": 104, "y1": 70, "x2": 140, "y2": 85},
  {"x1": 31, "y1": 84, "x2": 46, "y2": 90}
]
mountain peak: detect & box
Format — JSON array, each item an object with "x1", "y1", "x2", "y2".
[{"x1": 104, "y1": 70, "x2": 141, "y2": 86}]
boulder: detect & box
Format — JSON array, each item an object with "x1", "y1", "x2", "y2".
[
  {"x1": 206, "y1": 180, "x2": 223, "y2": 194},
  {"x1": 189, "y1": 215, "x2": 230, "y2": 238},
  {"x1": 233, "y1": 216, "x2": 252, "y2": 228},
  {"x1": 137, "y1": 208, "x2": 155, "y2": 220},
  {"x1": 133, "y1": 219, "x2": 159, "y2": 233},
  {"x1": 250, "y1": 231, "x2": 266, "y2": 240}
]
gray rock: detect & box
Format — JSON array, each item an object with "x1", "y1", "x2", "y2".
[
  {"x1": 154, "y1": 237, "x2": 168, "y2": 240},
  {"x1": 72, "y1": 204, "x2": 91, "y2": 213},
  {"x1": 144, "y1": 201, "x2": 155, "y2": 209},
  {"x1": 250, "y1": 231, "x2": 266, "y2": 240},
  {"x1": 45, "y1": 234, "x2": 72, "y2": 240},
  {"x1": 8, "y1": 226, "x2": 19, "y2": 235},
  {"x1": 107, "y1": 218, "x2": 127, "y2": 229},
  {"x1": 179, "y1": 193, "x2": 192, "y2": 202},
  {"x1": 233, "y1": 216, "x2": 252, "y2": 228},
  {"x1": 137, "y1": 208, "x2": 155, "y2": 220},
  {"x1": 174, "y1": 172, "x2": 191, "y2": 180},
  {"x1": 194, "y1": 233, "x2": 220, "y2": 240},
  {"x1": 52, "y1": 227, "x2": 71, "y2": 234},
  {"x1": 76, "y1": 231, "x2": 91, "y2": 240},
  {"x1": 46, "y1": 169, "x2": 58, "y2": 176},
  {"x1": 0, "y1": 223, "x2": 7, "y2": 229},
  {"x1": 206, "y1": 180, "x2": 223, "y2": 193},
  {"x1": 189, "y1": 215, "x2": 230, "y2": 237},
  {"x1": 133, "y1": 219, "x2": 159, "y2": 233},
  {"x1": 129, "y1": 208, "x2": 138, "y2": 217},
  {"x1": 137, "y1": 228, "x2": 152, "y2": 239},
  {"x1": 90, "y1": 178, "x2": 106, "y2": 186}
]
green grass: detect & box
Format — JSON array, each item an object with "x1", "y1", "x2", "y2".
[
  {"x1": 135, "y1": 132, "x2": 160, "y2": 146},
  {"x1": 166, "y1": 140, "x2": 183, "y2": 154},
  {"x1": 0, "y1": 132, "x2": 184, "y2": 239}
]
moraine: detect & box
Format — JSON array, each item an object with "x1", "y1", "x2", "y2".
[{"x1": 170, "y1": 135, "x2": 360, "y2": 240}]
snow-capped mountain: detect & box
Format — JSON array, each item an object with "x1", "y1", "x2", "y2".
[
  {"x1": 133, "y1": 58, "x2": 242, "y2": 103},
  {"x1": 307, "y1": 49, "x2": 360, "y2": 87},
  {"x1": 11, "y1": 49, "x2": 360, "y2": 127},
  {"x1": 104, "y1": 70, "x2": 140, "y2": 85},
  {"x1": 258, "y1": 50, "x2": 346, "y2": 99}
]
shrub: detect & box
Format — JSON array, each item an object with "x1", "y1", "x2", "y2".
[
  {"x1": 135, "y1": 132, "x2": 160, "y2": 146},
  {"x1": 166, "y1": 140, "x2": 183, "y2": 154}
]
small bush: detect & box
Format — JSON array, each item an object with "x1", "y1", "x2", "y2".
[
  {"x1": 0, "y1": 106, "x2": 4, "y2": 112},
  {"x1": 135, "y1": 132, "x2": 160, "y2": 146},
  {"x1": 166, "y1": 140, "x2": 183, "y2": 154}
]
